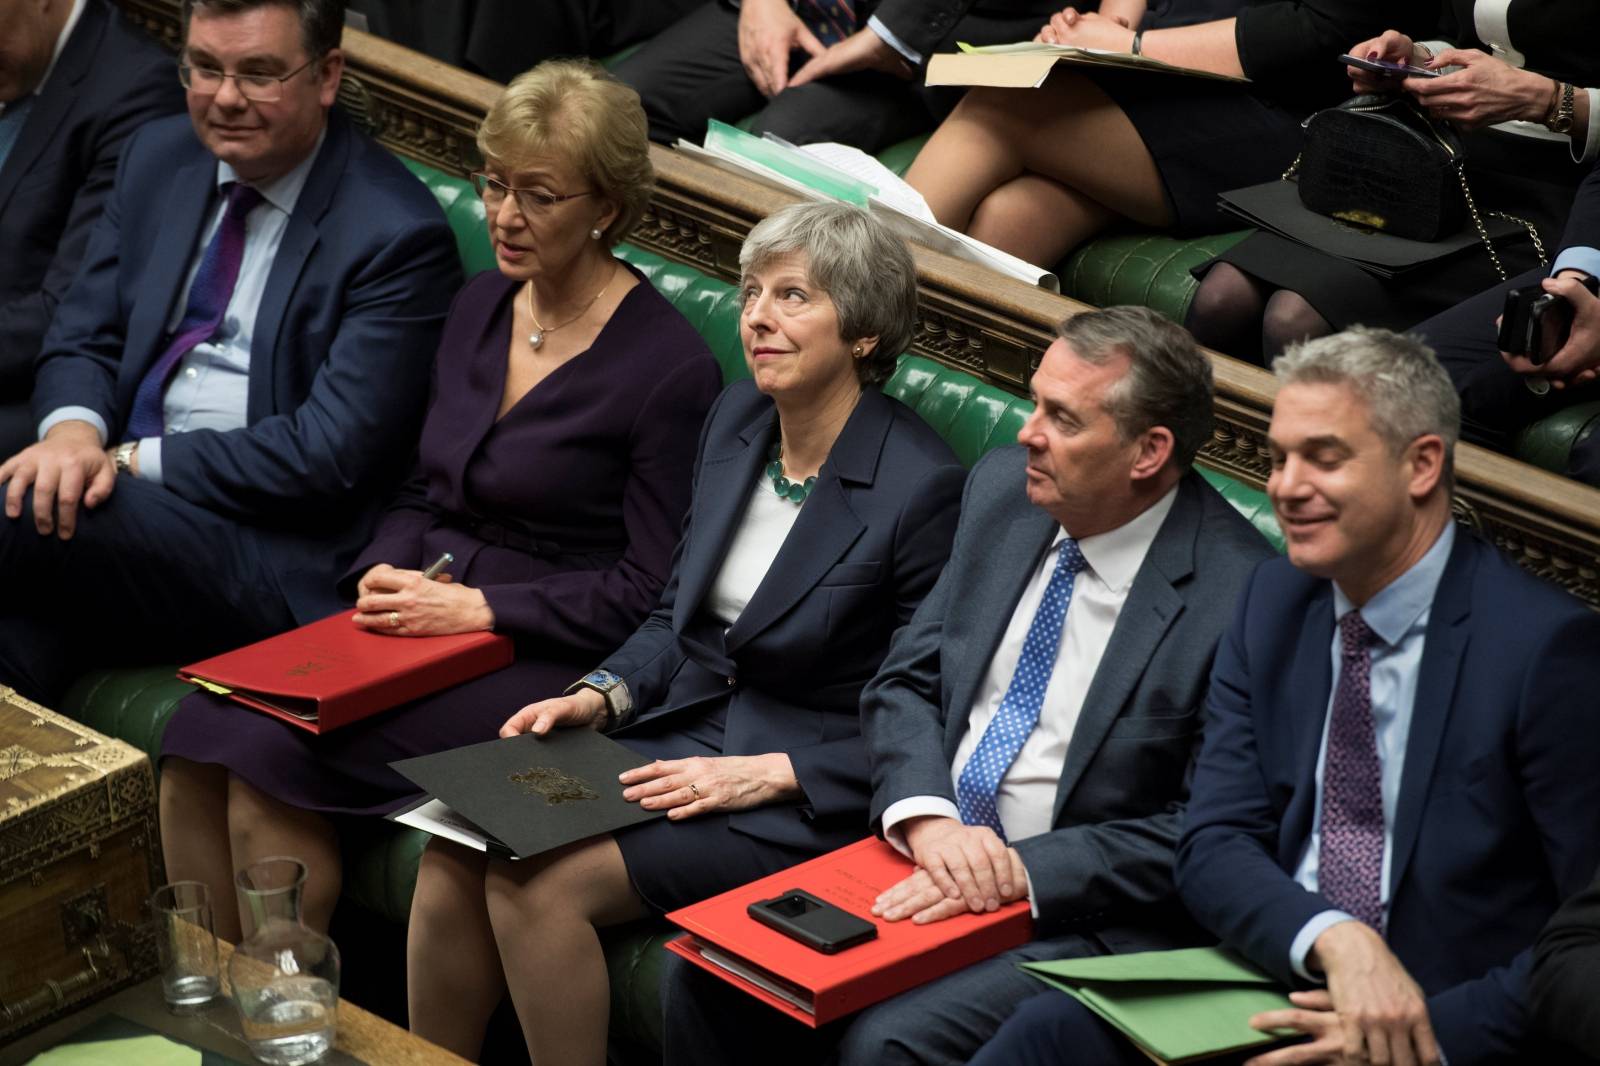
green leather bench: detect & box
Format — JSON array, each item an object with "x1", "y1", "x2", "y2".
[{"x1": 61, "y1": 158, "x2": 1282, "y2": 1055}]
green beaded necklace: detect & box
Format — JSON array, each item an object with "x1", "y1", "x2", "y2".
[{"x1": 766, "y1": 442, "x2": 817, "y2": 504}]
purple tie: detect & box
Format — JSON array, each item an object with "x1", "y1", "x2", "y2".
[
  {"x1": 124, "y1": 182, "x2": 263, "y2": 441},
  {"x1": 795, "y1": 0, "x2": 856, "y2": 46},
  {"x1": 1319, "y1": 610, "x2": 1386, "y2": 932}
]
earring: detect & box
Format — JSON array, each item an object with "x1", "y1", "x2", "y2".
[
  {"x1": 590, "y1": 228, "x2": 603, "y2": 240},
  {"x1": 852, "y1": 345, "x2": 864, "y2": 357}
]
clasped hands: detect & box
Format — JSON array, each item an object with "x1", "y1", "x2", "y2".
[
  {"x1": 353, "y1": 562, "x2": 492, "y2": 636},
  {"x1": 737, "y1": 0, "x2": 911, "y2": 99},
  {"x1": 1349, "y1": 29, "x2": 1558, "y2": 131},
  {"x1": 872, "y1": 816, "x2": 1028, "y2": 925},
  {"x1": 1242, "y1": 921, "x2": 1441, "y2": 1066},
  {"x1": 1034, "y1": 7, "x2": 1135, "y2": 50},
  {"x1": 499, "y1": 690, "x2": 800, "y2": 820}
]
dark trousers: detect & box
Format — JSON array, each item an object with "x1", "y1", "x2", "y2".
[
  {"x1": 660, "y1": 931, "x2": 1107, "y2": 1066},
  {"x1": 1414, "y1": 268, "x2": 1600, "y2": 486},
  {"x1": 348, "y1": 0, "x2": 702, "y2": 82},
  {"x1": 0, "y1": 477, "x2": 318, "y2": 706},
  {"x1": 0, "y1": 403, "x2": 30, "y2": 463},
  {"x1": 612, "y1": 1, "x2": 1048, "y2": 151}
]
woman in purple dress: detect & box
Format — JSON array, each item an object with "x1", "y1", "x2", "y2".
[{"x1": 157, "y1": 61, "x2": 721, "y2": 943}]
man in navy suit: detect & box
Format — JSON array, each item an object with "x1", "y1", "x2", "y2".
[
  {"x1": 973, "y1": 328, "x2": 1600, "y2": 1065},
  {"x1": 0, "y1": 0, "x2": 183, "y2": 456},
  {"x1": 0, "y1": 0, "x2": 459, "y2": 703},
  {"x1": 659, "y1": 306, "x2": 1276, "y2": 1066}
]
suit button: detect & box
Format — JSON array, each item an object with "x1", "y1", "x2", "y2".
[{"x1": 726, "y1": 676, "x2": 736, "y2": 686}]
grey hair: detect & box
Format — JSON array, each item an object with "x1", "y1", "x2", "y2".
[
  {"x1": 738, "y1": 202, "x2": 918, "y2": 386},
  {"x1": 183, "y1": 0, "x2": 346, "y2": 59},
  {"x1": 1273, "y1": 327, "x2": 1460, "y2": 459},
  {"x1": 1056, "y1": 305, "x2": 1215, "y2": 470}
]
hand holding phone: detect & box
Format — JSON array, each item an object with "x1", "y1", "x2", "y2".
[
  {"x1": 1499, "y1": 274, "x2": 1600, "y2": 367},
  {"x1": 1340, "y1": 54, "x2": 1441, "y2": 79}
]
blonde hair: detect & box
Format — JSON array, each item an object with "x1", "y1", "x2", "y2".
[{"x1": 476, "y1": 60, "x2": 653, "y2": 246}]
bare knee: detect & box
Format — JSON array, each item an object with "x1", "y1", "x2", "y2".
[
  {"x1": 160, "y1": 757, "x2": 227, "y2": 810},
  {"x1": 1262, "y1": 289, "x2": 1333, "y2": 359},
  {"x1": 484, "y1": 837, "x2": 639, "y2": 932}
]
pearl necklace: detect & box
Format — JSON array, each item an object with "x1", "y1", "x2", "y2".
[{"x1": 526, "y1": 263, "x2": 615, "y2": 350}]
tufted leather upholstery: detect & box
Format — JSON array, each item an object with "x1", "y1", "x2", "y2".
[{"x1": 63, "y1": 158, "x2": 1283, "y2": 1054}]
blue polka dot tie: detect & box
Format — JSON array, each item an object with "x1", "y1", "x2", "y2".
[
  {"x1": 956, "y1": 539, "x2": 1088, "y2": 842},
  {"x1": 794, "y1": 0, "x2": 857, "y2": 46}
]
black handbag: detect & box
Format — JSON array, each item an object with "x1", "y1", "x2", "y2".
[
  {"x1": 1295, "y1": 94, "x2": 1465, "y2": 241},
  {"x1": 1289, "y1": 94, "x2": 1545, "y2": 279}
]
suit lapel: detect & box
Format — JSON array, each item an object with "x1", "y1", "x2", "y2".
[
  {"x1": 0, "y1": 0, "x2": 104, "y2": 214},
  {"x1": 942, "y1": 494, "x2": 1059, "y2": 765},
  {"x1": 1388, "y1": 534, "x2": 1475, "y2": 900},
  {"x1": 1283, "y1": 584, "x2": 1336, "y2": 853},
  {"x1": 673, "y1": 404, "x2": 776, "y2": 628},
  {"x1": 1050, "y1": 476, "x2": 1198, "y2": 820},
  {"x1": 247, "y1": 113, "x2": 346, "y2": 420},
  {"x1": 724, "y1": 389, "x2": 897, "y2": 651}
]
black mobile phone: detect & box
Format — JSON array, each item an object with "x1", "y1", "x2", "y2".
[
  {"x1": 1338, "y1": 54, "x2": 1442, "y2": 79},
  {"x1": 1499, "y1": 275, "x2": 1600, "y2": 366},
  {"x1": 747, "y1": 889, "x2": 878, "y2": 954}
]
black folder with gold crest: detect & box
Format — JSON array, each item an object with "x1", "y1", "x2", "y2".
[{"x1": 389, "y1": 729, "x2": 663, "y2": 860}]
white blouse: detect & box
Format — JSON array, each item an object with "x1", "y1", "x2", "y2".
[{"x1": 705, "y1": 480, "x2": 804, "y2": 627}]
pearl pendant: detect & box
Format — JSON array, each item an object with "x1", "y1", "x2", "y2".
[{"x1": 528, "y1": 329, "x2": 545, "y2": 350}]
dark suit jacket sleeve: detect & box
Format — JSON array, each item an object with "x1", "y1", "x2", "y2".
[
  {"x1": 1558, "y1": 159, "x2": 1600, "y2": 254},
  {"x1": 869, "y1": 0, "x2": 978, "y2": 64},
  {"x1": 153, "y1": 210, "x2": 460, "y2": 519},
  {"x1": 338, "y1": 467, "x2": 435, "y2": 592},
  {"x1": 1176, "y1": 564, "x2": 1334, "y2": 988},
  {"x1": 0, "y1": 37, "x2": 180, "y2": 379},
  {"x1": 1425, "y1": 608, "x2": 1600, "y2": 1064},
  {"x1": 1234, "y1": 0, "x2": 1440, "y2": 102},
  {"x1": 1532, "y1": 865, "x2": 1600, "y2": 1058},
  {"x1": 474, "y1": 353, "x2": 722, "y2": 652},
  {"x1": 785, "y1": 459, "x2": 965, "y2": 821}
]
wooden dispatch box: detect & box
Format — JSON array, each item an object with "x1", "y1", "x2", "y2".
[{"x1": 0, "y1": 686, "x2": 162, "y2": 1041}]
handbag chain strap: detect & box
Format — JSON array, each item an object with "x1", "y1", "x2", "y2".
[{"x1": 1453, "y1": 158, "x2": 1548, "y2": 282}]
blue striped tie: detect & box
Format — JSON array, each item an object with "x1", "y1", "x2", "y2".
[{"x1": 956, "y1": 538, "x2": 1088, "y2": 841}]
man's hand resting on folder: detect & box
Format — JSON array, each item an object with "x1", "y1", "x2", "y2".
[
  {"x1": 0, "y1": 421, "x2": 116, "y2": 540},
  {"x1": 873, "y1": 816, "x2": 1029, "y2": 923},
  {"x1": 1245, "y1": 921, "x2": 1440, "y2": 1066},
  {"x1": 352, "y1": 563, "x2": 493, "y2": 635}
]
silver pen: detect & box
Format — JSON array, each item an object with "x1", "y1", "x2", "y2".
[{"x1": 420, "y1": 552, "x2": 454, "y2": 581}]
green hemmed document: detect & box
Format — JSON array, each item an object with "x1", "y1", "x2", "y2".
[{"x1": 1019, "y1": 946, "x2": 1301, "y2": 1065}]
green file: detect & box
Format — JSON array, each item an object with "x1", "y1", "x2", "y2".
[
  {"x1": 1020, "y1": 946, "x2": 1300, "y2": 1065},
  {"x1": 702, "y1": 121, "x2": 877, "y2": 206}
]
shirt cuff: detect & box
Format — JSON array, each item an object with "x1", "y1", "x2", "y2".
[
  {"x1": 138, "y1": 437, "x2": 163, "y2": 485},
  {"x1": 867, "y1": 15, "x2": 921, "y2": 66},
  {"x1": 1553, "y1": 247, "x2": 1600, "y2": 279},
  {"x1": 37, "y1": 406, "x2": 108, "y2": 445},
  {"x1": 1290, "y1": 910, "x2": 1359, "y2": 982},
  {"x1": 880, "y1": 796, "x2": 961, "y2": 856}
]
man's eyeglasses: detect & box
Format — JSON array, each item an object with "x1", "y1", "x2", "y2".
[
  {"x1": 471, "y1": 172, "x2": 594, "y2": 217},
  {"x1": 178, "y1": 56, "x2": 319, "y2": 102}
]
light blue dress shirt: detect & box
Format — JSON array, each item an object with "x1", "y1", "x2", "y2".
[
  {"x1": 1552, "y1": 246, "x2": 1600, "y2": 280},
  {"x1": 39, "y1": 131, "x2": 324, "y2": 485},
  {"x1": 1287, "y1": 521, "x2": 1456, "y2": 981}
]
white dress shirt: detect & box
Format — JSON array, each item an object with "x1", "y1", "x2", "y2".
[
  {"x1": 882, "y1": 485, "x2": 1179, "y2": 851},
  {"x1": 706, "y1": 479, "x2": 803, "y2": 627}
]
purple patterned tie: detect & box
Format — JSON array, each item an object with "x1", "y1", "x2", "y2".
[
  {"x1": 795, "y1": 0, "x2": 857, "y2": 46},
  {"x1": 1318, "y1": 610, "x2": 1386, "y2": 932},
  {"x1": 124, "y1": 182, "x2": 263, "y2": 441}
]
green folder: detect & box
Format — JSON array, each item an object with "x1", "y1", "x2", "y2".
[
  {"x1": 701, "y1": 120, "x2": 878, "y2": 206},
  {"x1": 1020, "y1": 946, "x2": 1301, "y2": 1065}
]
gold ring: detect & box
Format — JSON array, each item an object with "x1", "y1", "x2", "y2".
[
  {"x1": 689, "y1": 783, "x2": 701, "y2": 798},
  {"x1": 388, "y1": 611, "x2": 401, "y2": 629}
]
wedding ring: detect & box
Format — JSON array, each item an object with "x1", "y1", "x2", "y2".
[
  {"x1": 689, "y1": 783, "x2": 701, "y2": 798},
  {"x1": 388, "y1": 611, "x2": 401, "y2": 628}
]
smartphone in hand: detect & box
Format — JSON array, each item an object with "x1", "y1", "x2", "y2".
[{"x1": 1339, "y1": 54, "x2": 1442, "y2": 79}]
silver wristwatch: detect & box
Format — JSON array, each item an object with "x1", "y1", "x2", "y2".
[
  {"x1": 566, "y1": 669, "x2": 631, "y2": 729},
  {"x1": 112, "y1": 441, "x2": 139, "y2": 476}
]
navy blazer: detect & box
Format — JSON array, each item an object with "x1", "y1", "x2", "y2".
[
  {"x1": 604, "y1": 380, "x2": 965, "y2": 853},
  {"x1": 862, "y1": 449, "x2": 1275, "y2": 942},
  {"x1": 0, "y1": 0, "x2": 181, "y2": 388},
  {"x1": 30, "y1": 109, "x2": 461, "y2": 617},
  {"x1": 1178, "y1": 532, "x2": 1600, "y2": 1064}
]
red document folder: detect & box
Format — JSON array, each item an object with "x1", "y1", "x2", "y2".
[
  {"x1": 178, "y1": 612, "x2": 514, "y2": 734},
  {"x1": 665, "y1": 837, "x2": 1033, "y2": 1026}
]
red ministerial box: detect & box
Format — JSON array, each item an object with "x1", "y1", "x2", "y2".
[
  {"x1": 665, "y1": 837, "x2": 1033, "y2": 1027},
  {"x1": 179, "y1": 612, "x2": 514, "y2": 734}
]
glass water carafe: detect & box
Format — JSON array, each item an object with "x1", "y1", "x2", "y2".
[{"x1": 229, "y1": 857, "x2": 341, "y2": 1066}]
